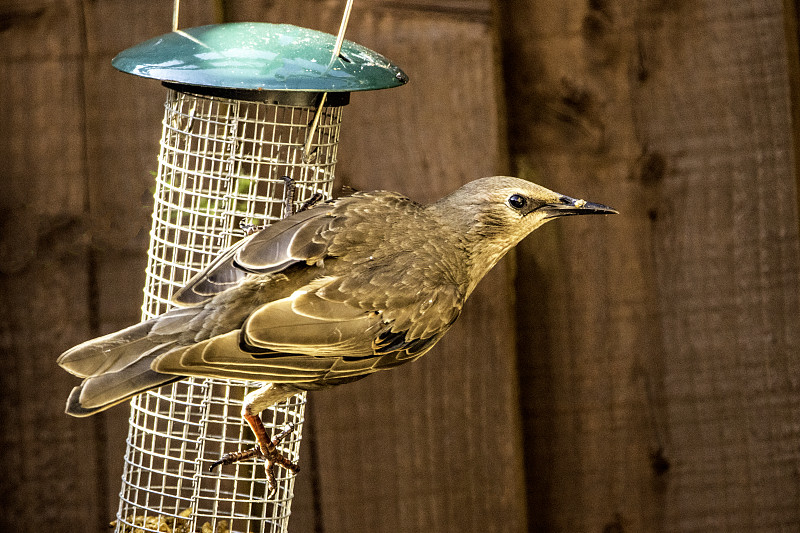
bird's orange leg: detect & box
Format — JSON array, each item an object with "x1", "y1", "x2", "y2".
[{"x1": 209, "y1": 383, "x2": 300, "y2": 496}]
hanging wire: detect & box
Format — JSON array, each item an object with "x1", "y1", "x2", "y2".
[
  {"x1": 327, "y1": 0, "x2": 355, "y2": 69},
  {"x1": 303, "y1": 0, "x2": 354, "y2": 162},
  {"x1": 172, "y1": 0, "x2": 180, "y2": 31}
]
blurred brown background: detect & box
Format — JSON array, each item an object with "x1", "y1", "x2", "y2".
[{"x1": 2, "y1": 0, "x2": 800, "y2": 531}]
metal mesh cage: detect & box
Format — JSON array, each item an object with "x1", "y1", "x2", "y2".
[{"x1": 114, "y1": 88, "x2": 342, "y2": 533}]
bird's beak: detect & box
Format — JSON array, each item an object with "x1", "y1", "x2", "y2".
[{"x1": 541, "y1": 195, "x2": 619, "y2": 218}]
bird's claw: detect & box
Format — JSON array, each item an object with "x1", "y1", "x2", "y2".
[
  {"x1": 280, "y1": 176, "x2": 324, "y2": 218},
  {"x1": 239, "y1": 220, "x2": 265, "y2": 236},
  {"x1": 210, "y1": 424, "x2": 299, "y2": 497},
  {"x1": 297, "y1": 192, "x2": 324, "y2": 213},
  {"x1": 209, "y1": 445, "x2": 262, "y2": 471}
]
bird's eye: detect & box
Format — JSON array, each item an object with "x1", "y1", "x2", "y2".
[{"x1": 507, "y1": 194, "x2": 527, "y2": 210}]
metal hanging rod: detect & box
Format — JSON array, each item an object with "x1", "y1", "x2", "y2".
[
  {"x1": 304, "y1": 0, "x2": 355, "y2": 162},
  {"x1": 172, "y1": 0, "x2": 180, "y2": 31}
]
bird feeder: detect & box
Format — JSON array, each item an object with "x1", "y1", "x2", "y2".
[{"x1": 109, "y1": 19, "x2": 406, "y2": 533}]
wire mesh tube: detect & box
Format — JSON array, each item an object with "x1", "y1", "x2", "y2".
[{"x1": 114, "y1": 88, "x2": 342, "y2": 533}]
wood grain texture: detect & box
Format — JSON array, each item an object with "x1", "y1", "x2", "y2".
[
  {"x1": 0, "y1": 1, "x2": 218, "y2": 528},
  {"x1": 634, "y1": 2, "x2": 800, "y2": 530},
  {"x1": 502, "y1": 0, "x2": 800, "y2": 531},
  {"x1": 6, "y1": 0, "x2": 799, "y2": 531},
  {"x1": 500, "y1": 2, "x2": 667, "y2": 531},
  {"x1": 784, "y1": 0, "x2": 800, "y2": 234},
  {"x1": 0, "y1": 2, "x2": 101, "y2": 529}
]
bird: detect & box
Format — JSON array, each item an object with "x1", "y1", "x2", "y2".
[{"x1": 58, "y1": 176, "x2": 616, "y2": 491}]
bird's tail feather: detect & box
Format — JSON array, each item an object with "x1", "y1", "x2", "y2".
[
  {"x1": 59, "y1": 307, "x2": 200, "y2": 416},
  {"x1": 58, "y1": 321, "x2": 158, "y2": 378},
  {"x1": 65, "y1": 361, "x2": 182, "y2": 416}
]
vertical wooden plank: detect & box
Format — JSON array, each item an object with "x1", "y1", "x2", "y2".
[
  {"x1": 80, "y1": 0, "x2": 217, "y2": 520},
  {"x1": 226, "y1": 2, "x2": 526, "y2": 531},
  {"x1": 783, "y1": 0, "x2": 800, "y2": 243},
  {"x1": 499, "y1": 1, "x2": 666, "y2": 530},
  {"x1": 82, "y1": 0, "x2": 218, "y2": 259},
  {"x1": 633, "y1": 2, "x2": 800, "y2": 530},
  {"x1": 0, "y1": 1, "x2": 220, "y2": 528},
  {"x1": 316, "y1": 10, "x2": 525, "y2": 529},
  {"x1": 502, "y1": 0, "x2": 800, "y2": 530},
  {"x1": 0, "y1": 1, "x2": 102, "y2": 529}
]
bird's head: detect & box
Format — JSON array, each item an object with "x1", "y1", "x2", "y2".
[{"x1": 430, "y1": 176, "x2": 617, "y2": 294}]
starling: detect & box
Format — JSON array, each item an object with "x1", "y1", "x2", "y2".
[{"x1": 58, "y1": 176, "x2": 616, "y2": 489}]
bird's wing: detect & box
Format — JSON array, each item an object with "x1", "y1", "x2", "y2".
[
  {"x1": 172, "y1": 191, "x2": 411, "y2": 306},
  {"x1": 157, "y1": 190, "x2": 467, "y2": 385},
  {"x1": 154, "y1": 274, "x2": 464, "y2": 385},
  {"x1": 170, "y1": 238, "x2": 251, "y2": 306},
  {"x1": 240, "y1": 281, "x2": 381, "y2": 357},
  {"x1": 172, "y1": 203, "x2": 335, "y2": 306},
  {"x1": 234, "y1": 203, "x2": 335, "y2": 273}
]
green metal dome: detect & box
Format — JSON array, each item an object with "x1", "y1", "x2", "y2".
[{"x1": 112, "y1": 22, "x2": 408, "y2": 93}]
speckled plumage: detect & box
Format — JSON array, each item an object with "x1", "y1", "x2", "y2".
[{"x1": 59, "y1": 176, "x2": 616, "y2": 415}]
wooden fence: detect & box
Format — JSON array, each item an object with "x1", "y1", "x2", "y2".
[{"x1": 1, "y1": 1, "x2": 798, "y2": 531}]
